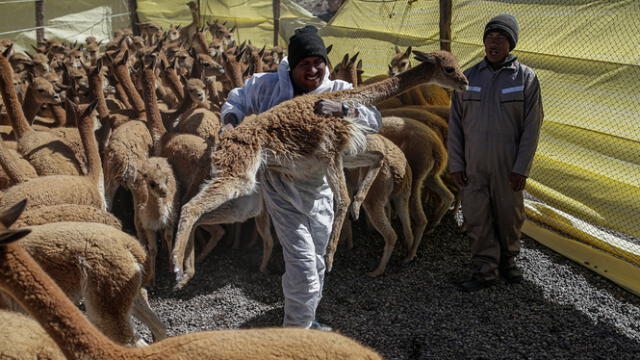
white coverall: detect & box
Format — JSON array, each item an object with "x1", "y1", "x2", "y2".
[{"x1": 221, "y1": 57, "x2": 382, "y2": 328}]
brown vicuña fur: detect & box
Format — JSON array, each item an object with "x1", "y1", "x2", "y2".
[
  {"x1": 0, "y1": 50, "x2": 83, "y2": 176},
  {"x1": 0, "y1": 135, "x2": 37, "y2": 189},
  {"x1": 380, "y1": 107, "x2": 448, "y2": 141},
  {"x1": 11, "y1": 204, "x2": 122, "y2": 229},
  {"x1": 0, "y1": 219, "x2": 166, "y2": 346},
  {"x1": 102, "y1": 55, "x2": 154, "y2": 208},
  {"x1": 0, "y1": 101, "x2": 105, "y2": 212},
  {"x1": 0, "y1": 200, "x2": 382, "y2": 360},
  {"x1": 379, "y1": 116, "x2": 454, "y2": 261},
  {"x1": 342, "y1": 134, "x2": 413, "y2": 276},
  {"x1": 172, "y1": 50, "x2": 468, "y2": 288},
  {"x1": 21, "y1": 76, "x2": 61, "y2": 125},
  {"x1": 133, "y1": 157, "x2": 180, "y2": 284},
  {"x1": 0, "y1": 309, "x2": 65, "y2": 359}
]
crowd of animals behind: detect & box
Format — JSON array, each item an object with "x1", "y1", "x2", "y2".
[{"x1": 0, "y1": 2, "x2": 467, "y2": 357}]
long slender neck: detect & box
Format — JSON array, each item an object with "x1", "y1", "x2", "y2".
[
  {"x1": 0, "y1": 244, "x2": 127, "y2": 359},
  {"x1": 342, "y1": 61, "x2": 436, "y2": 105},
  {"x1": 113, "y1": 81, "x2": 132, "y2": 109},
  {"x1": 206, "y1": 76, "x2": 220, "y2": 105},
  {"x1": 89, "y1": 72, "x2": 109, "y2": 118},
  {"x1": 163, "y1": 68, "x2": 184, "y2": 102},
  {"x1": 141, "y1": 69, "x2": 167, "y2": 155},
  {"x1": 112, "y1": 64, "x2": 145, "y2": 117},
  {"x1": 22, "y1": 85, "x2": 43, "y2": 125},
  {"x1": 0, "y1": 55, "x2": 32, "y2": 138},
  {"x1": 78, "y1": 109, "x2": 102, "y2": 185},
  {"x1": 224, "y1": 60, "x2": 244, "y2": 89},
  {"x1": 50, "y1": 103, "x2": 68, "y2": 127}
]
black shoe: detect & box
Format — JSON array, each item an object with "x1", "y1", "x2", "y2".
[
  {"x1": 457, "y1": 276, "x2": 497, "y2": 292},
  {"x1": 500, "y1": 266, "x2": 523, "y2": 283},
  {"x1": 309, "y1": 320, "x2": 333, "y2": 332}
]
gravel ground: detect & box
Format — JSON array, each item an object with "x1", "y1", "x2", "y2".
[{"x1": 136, "y1": 212, "x2": 640, "y2": 359}]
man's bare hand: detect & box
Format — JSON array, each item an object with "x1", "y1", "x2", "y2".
[
  {"x1": 314, "y1": 99, "x2": 344, "y2": 117},
  {"x1": 450, "y1": 171, "x2": 468, "y2": 187},
  {"x1": 509, "y1": 172, "x2": 527, "y2": 192},
  {"x1": 223, "y1": 113, "x2": 239, "y2": 127}
]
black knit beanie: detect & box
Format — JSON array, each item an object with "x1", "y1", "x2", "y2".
[
  {"x1": 287, "y1": 25, "x2": 328, "y2": 70},
  {"x1": 484, "y1": 14, "x2": 520, "y2": 50}
]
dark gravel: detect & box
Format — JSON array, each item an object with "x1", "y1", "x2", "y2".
[{"x1": 136, "y1": 212, "x2": 640, "y2": 359}]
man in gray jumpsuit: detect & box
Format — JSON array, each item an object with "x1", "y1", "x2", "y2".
[
  {"x1": 221, "y1": 26, "x2": 382, "y2": 328},
  {"x1": 448, "y1": 14, "x2": 544, "y2": 292}
]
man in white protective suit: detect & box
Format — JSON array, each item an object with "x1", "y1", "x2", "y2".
[{"x1": 220, "y1": 25, "x2": 382, "y2": 330}]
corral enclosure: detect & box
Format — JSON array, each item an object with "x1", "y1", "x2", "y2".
[
  {"x1": 134, "y1": 0, "x2": 639, "y2": 297},
  {"x1": 0, "y1": 0, "x2": 639, "y2": 359}
]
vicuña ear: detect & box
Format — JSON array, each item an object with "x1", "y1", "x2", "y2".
[
  {"x1": 2, "y1": 44, "x2": 13, "y2": 57},
  {"x1": 350, "y1": 52, "x2": 359, "y2": 64},
  {"x1": 0, "y1": 228, "x2": 31, "y2": 244},
  {"x1": 0, "y1": 199, "x2": 27, "y2": 229},
  {"x1": 412, "y1": 50, "x2": 437, "y2": 64},
  {"x1": 341, "y1": 53, "x2": 349, "y2": 67},
  {"x1": 404, "y1": 46, "x2": 412, "y2": 58}
]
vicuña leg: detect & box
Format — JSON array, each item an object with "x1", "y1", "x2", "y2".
[
  {"x1": 343, "y1": 151, "x2": 384, "y2": 220},
  {"x1": 325, "y1": 153, "x2": 350, "y2": 272},
  {"x1": 172, "y1": 179, "x2": 258, "y2": 289}
]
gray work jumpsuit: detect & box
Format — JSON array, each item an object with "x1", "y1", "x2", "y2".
[{"x1": 448, "y1": 56, "x2": 543, "y2": 278}]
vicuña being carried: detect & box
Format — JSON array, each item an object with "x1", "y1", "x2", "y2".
[{"x1": 172, "y1": 50, "x2": 468, "y2": 287}]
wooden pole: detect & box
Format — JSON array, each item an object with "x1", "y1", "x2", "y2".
[
  {"x1": 127, "y1": 0, "x2": 140, "y2": 35},
  {"x1": 35, "y1": 0, "x2": 44, "y2": 45},
  {"x1": 273, "y1": 0, "x2": 281, "y2": 46},
  {"x1": 439, "y1": 0, "x2": 452, "y2": 51}
]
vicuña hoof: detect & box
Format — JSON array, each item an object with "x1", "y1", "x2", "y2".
[
  {"x1": 402, "y1": 255, "x2": 415, "y2": 264},
  {"x1": 350, "y1": 201, "x2": 362, "y2": 220},
  {"x1": 366, "y1": 269, "x2": 383, "y2": 277}
]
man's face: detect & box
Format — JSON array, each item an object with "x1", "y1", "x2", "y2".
[
  {"x1": 291, "y1": 56, "x2": 326, "y2": 92},
  {"x1": 484, "y1": 31, "x2": 510, "y2": 64}
]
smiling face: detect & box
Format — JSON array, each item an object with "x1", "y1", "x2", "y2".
[
  {"x1": 291, "y1": 56, "x2": 326, "y2": 93},
  {"x1": 484, "y1": 31, "x2": 510, "y2": 64}
]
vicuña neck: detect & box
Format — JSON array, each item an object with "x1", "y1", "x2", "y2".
[
  {"x1": 89, "y1": 73, "x2": 109, "y2": 119},
  {"x1": 1, "y1": 245, "x2": 126, "y2": 359},
  {"x1": 22, "y1": 85, "x2": 43, "y2": 125},
  {"x1": 0, "y1": 54, "x2": 32, "y2": 138},
  {"x1": 112, "y1": 63, "x2": 146, "y2": 117},
  {"x1": 141, "y1": 70, "x2": 167, "y2": 155},
  {"x1": 343, "y1": 61, "x2": 436, "y2": 105},
  {"x1": 78, "y1": 108, "x2": 102, "y2": 185}
]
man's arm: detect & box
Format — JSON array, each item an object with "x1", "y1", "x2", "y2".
[
  {"x1": 221, "y1": 76, "x2": 262, "y2": 126},
  {"x1": 512, "y1": 72, "x2": 543, "y2": 177},
  {"x1": 314, "y1": 81, "x2": 382, "y2": 133}
]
